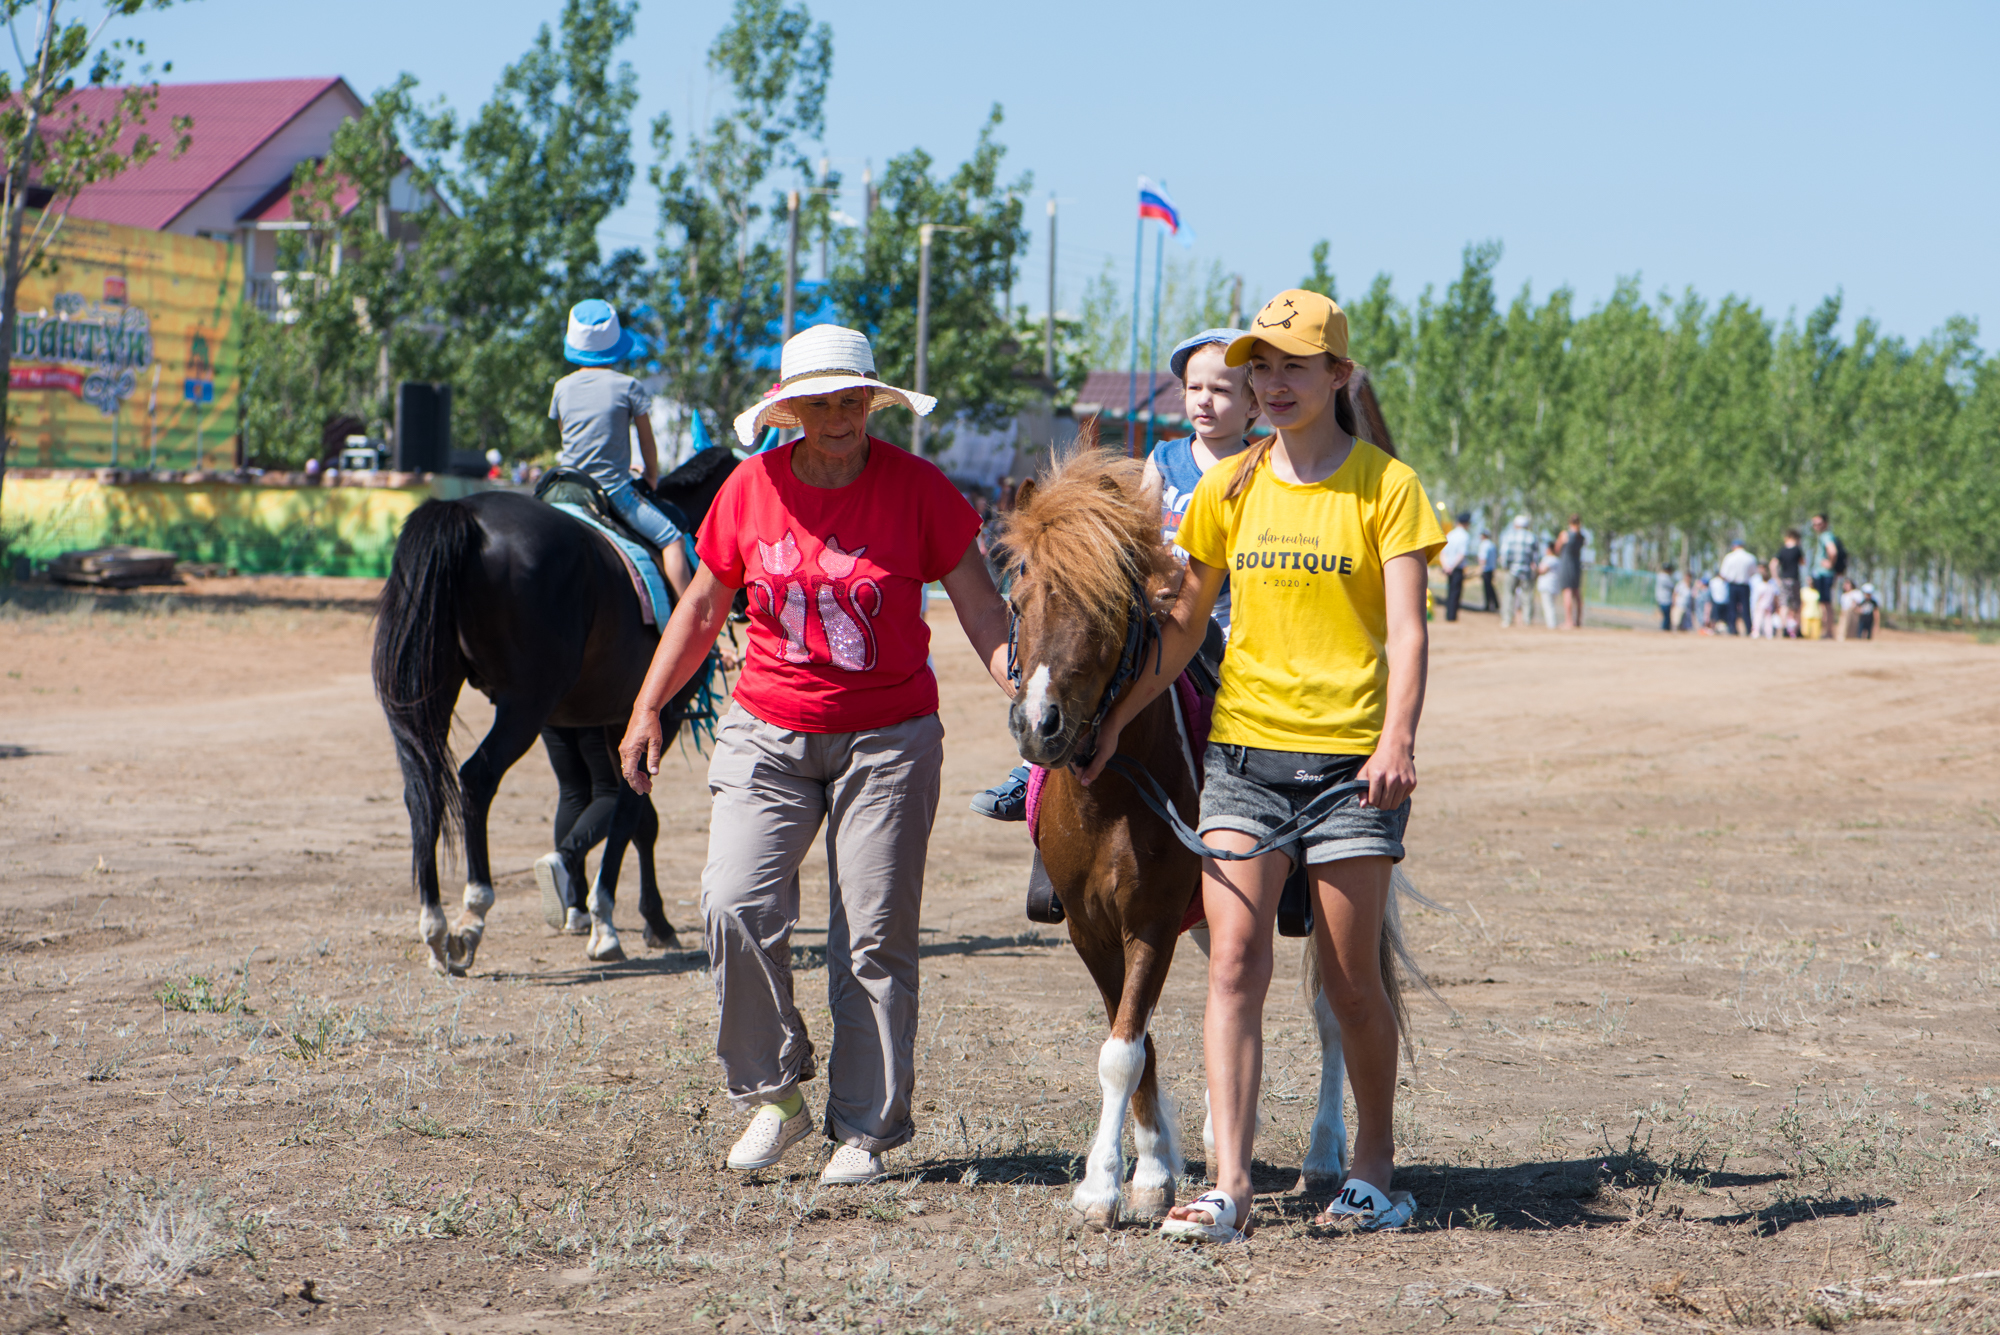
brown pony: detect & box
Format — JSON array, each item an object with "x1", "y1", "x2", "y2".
[{"x1": 999, "y1": 434, "x2": 1430, "y2": 1229}]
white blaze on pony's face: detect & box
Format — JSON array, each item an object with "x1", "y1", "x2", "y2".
[{"x1": 1019, "y1": 665, "x2": 1053, "y2": 737}]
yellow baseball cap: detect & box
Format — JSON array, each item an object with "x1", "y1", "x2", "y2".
[{"x1": 1224, "y1": 288, "x2": 1349, "y2": 365}]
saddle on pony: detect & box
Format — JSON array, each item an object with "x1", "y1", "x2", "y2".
[
  {"x1": 531, "y1": 464, "x2": 721, "y2": 750},
  {"x1": 533, "y1": 467, "x2": 687, "y2": 626}
]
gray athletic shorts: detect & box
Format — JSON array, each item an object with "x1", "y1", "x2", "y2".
[{"x1": 1197, "y1": 744, "x2": 1410, "y2": 868}]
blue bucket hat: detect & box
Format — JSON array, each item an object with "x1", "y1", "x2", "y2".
[
  {"x1": 564, "y1": 299, "x2": 643, "y2": 366},
  {"x1": 1169, "y1": 327, "x2": 1250, "y2": 381}
]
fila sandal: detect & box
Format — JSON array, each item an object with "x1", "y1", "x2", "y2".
[
  {"x1": 1318, "y1": 1178, "x2": 1417, "y2": 1232},
  {"x1": 1158, "y1": 1189, "x2": 1247, "y2": 1244}
]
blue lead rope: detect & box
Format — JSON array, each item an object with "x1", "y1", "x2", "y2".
[{"x1": 1103, "y1": 755, "x2": 1370, "y2": 862}]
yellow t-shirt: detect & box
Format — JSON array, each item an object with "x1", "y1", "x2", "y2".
[{"x1": 1176, "y1": 441, "x2": 1445, "y2": 754}]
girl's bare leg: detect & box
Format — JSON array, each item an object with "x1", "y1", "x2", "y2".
[
  {"x1": 1165, "y1": 834, "x2": 1286, "y2": 1224},
  {"x1": 1311, "y1": 855, "x2": 1396, "y2": 1191}
]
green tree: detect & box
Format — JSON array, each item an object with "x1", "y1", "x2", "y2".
[
  {"x1": 0, "y1": 0, "x2": 189, "y2": 510},
  {"x1": 647, "y1": 0, "x2": 832, "y2": 450},
  {"x1": 240, "y1": 77, "x2": 439, "y2": 466},
  {"x1": 416, "y1": 0, "x2": 643, "y2": 458},
  {"x1": 827, "y1": 104, "x2": 1032, "y2": 452}
]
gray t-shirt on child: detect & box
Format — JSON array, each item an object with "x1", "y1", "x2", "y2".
[{"x1": 549, "y1": 368, "x2": 652, "y2": 494}]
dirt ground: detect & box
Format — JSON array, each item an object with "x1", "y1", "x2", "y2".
[{"x1": 3, "y1": 576, "x2": 1999, "y2": 1333}]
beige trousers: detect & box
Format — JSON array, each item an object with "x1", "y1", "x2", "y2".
[{"x1": 701, "y1": 702, "x2": 943, "y2": 1152}]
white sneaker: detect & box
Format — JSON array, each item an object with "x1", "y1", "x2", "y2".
[
  {"x1": 536, "y1": 853, "x2": 572, "y2": 930},
  {"x1": 563, "y1": 907, "x2": 590, "y2": 935},
  {"x1": 819, "y1": 1143, "x2": 887, "y2": 1185},
  {"x1": 726, "y1": 1104, "x2": 814, "y2": 1171}
]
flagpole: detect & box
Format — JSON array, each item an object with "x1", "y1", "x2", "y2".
[
  {"x1": 1144, "y1": 222, "x2": 1164, "y2": 454},
  {"x1": 1127, "y1": 192, "x2": 1142, "y2": 457}
]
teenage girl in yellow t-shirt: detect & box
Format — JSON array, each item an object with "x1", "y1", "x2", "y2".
[{"x1": 1079, "y1": 289, "x2": 1444, "y2": 1242}]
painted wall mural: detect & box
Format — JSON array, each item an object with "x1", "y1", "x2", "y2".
[{"x1": 9, "y1": 215, "x2": 242, "y2": 470}]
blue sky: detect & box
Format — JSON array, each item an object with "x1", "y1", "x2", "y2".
[{"x1": 119, "y1": 0, "x2": 1997, "y2": 349}]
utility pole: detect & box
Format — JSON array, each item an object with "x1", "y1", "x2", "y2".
[
  {"x1": 861, "y1": 164, "x2": 873, "y2": 233},
  {"x1": 1229, "y1": 273, "x2": 1243, "y2": 331},
  {"x1": 914, "y1": 222, "x2": 933, "y2": 455},
  {"x1": 1044, "y1": 196, "x2": 1057, "y2": 385},
  {"x1": 818, "y1": 157, "x2": 830, "y2": 280},
  {"x1": 782, "y1": 190, "x2": 800, "y2": 342}
]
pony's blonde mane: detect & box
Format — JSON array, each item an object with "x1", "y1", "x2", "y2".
[{"x1": 998, "y1": 432, "x2": 1177, "y2": 640}]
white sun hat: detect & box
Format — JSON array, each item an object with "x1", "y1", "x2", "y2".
[{"x1": 732, "y1": 324, "x2": 936, "y2": 448}]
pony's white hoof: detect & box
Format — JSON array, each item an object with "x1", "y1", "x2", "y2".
[
  {"x1": 586, "y1": 917, "x2": 625, "y2": 963},
  {"x1": 1070, "y1": 1195, "x2": 1120, "y2": 1231},
  {"x1": 461, "y1": 881, "x2": 496, "y2": 916},
  {"x1": 1127, "y1": 1183, "x2": 1175, "y2": 1220},
  {"x1": 419, "y1": 905, "x2": 451, "y2": 975},
  {"x1": 447, "y1": 914, "x2": 485, "y2": 972}
]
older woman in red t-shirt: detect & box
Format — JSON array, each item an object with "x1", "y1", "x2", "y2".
[{"x1": 620, "y1": 325, "x2": 1012, "y2": 1185}]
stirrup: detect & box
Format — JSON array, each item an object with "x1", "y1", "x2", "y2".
[{"x1": 1026, "y1": 851, "x2": 1064, "y2": 924}]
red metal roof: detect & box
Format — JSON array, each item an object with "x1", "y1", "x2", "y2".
[
  {"x1": 1072, "y1": 370, "x2": 1187, "y2": 425},
  {"x1": 240, "y1": 169, "x2": 361, "y2": 223},
  {"x1": 51, "y1": 78, "x2": 350, "y2": 229}
]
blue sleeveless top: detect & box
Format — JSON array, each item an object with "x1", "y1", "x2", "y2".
[{"x1": 1150, "y1": 435, "x2": 1234, "y2": 634}]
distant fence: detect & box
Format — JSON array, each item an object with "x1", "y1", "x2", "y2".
[{"x1": 1, "y1": 470, "x2": 503, "y2": 578}]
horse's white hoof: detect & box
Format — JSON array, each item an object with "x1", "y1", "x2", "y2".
[
  {"x1": 586, "y1": 917, "x2": 625, "y2": 963},
  {"x1": 1297, "y1": 1171, "x2": 1343, "y2": 1197},
  {"x1": 1127, "y1": 1183, "x2": 1174, "y2": 1220},
  {"x1": 447, "y1": 915, "x2": 484, "y2": 972},
  {"x1": 419, "y1": 905, "x2": 451, "y2": 975},
  {"x1": 1070, "y1": 1196, "x2": 1119, "y2": 1231}
]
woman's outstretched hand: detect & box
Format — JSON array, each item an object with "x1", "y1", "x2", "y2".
[{"x1": 619, "y1": 711, "x2": 665, "y2": 796}]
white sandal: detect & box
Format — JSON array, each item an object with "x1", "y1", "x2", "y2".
[
  {"x1": 1158, "y1": 1189, "x2": 1246, "y2": 1243},
  {"x1": 1318, "y1": 1178, "x2": 1416, "y2": 1232}
]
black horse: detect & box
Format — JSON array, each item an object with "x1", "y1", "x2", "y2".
[{"x1": 372, "y1": 448, "x2": 737, "y2": 975}]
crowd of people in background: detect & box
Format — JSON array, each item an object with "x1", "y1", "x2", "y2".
[
  {"x1": 1654, "y1": 512, "x2": 1878, "y2": 640},
  {"x1": 1441, "y1": 511, "x2": 1590, "y2": 629},
  {"x1": 1435, "y1": 507, "x2": 1880, "y2": 640}
]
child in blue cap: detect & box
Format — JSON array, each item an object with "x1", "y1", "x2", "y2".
[
  {"x1": 550, "y1": 299, "x2": 692, "y2": 595},
  {"x1": 971, "y1": 326, "x2": 1254, "y2": 821}
]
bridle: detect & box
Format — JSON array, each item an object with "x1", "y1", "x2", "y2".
[{"x1": 1006, "y1": 572, "x2": 1162, "y2": 770}]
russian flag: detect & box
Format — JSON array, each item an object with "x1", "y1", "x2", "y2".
[{"x1": 1137, "y1": 177, "x2": 1180, "y2": 233}]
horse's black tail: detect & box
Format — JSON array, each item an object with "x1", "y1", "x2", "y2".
[{"x1": 373, "y1": 499, "x2": 479, "y2": 865}]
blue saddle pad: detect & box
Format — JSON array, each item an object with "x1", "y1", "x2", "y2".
[{"x1": 551, "y1": 501, "x2": 670, "y2": 626}]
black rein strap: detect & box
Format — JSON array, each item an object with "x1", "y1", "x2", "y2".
[{"x1": 1104, "y1": 755, "x2": 1371, "y2": 863}]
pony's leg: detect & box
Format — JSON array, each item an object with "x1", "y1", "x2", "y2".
[
  {"x1": 1074, "y1": 936, "x2": 1173, "y2": 1230},
  {"x1": 1067, "y1": 935, "x2": 1135, "y2": 1229},
  {"x1": 633, "y1": 795, "x2": 677, "y2": 949},
  {"x1": 1127, "y1": 1033, "x2": 1183, "y2": 1219},
  {"x1": 451, "y1": 699, "x2": 547, "y2": 972},
  {"x1": 396, "y1": 737, "x2": 452, "y2": 977},
  {"x1": 1300, "y1": 980, "x2": 1350, "y2": 1192}
]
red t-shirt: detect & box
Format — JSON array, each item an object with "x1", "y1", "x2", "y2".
[{"x1": 697, "y1": 439, "x2": 982, "y2": 732}]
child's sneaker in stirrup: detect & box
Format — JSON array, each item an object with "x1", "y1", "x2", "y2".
[
  {"x1": 726, "y1": 1101, "x2": 813, "y2": 1171},
  {"x1": 819, "y1": 1144, "x2": 887, "y2": 1185}
]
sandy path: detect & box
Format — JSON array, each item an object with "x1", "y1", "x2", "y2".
[{"x1": 2, "y1": 587, "x2": 1997, "y2": 1332}]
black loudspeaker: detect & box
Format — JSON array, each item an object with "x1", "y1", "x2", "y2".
[{"x1": 393, "y1": 382, "x2": 452, "y2": 473}]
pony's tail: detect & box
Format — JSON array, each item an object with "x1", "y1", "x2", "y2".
[
  {"x1": 1302, "y1": 865, "x2": 1445, "y2": 1063},
  {"x1": 372, "y1": 499, "x2": 478, "y2": 869}
]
